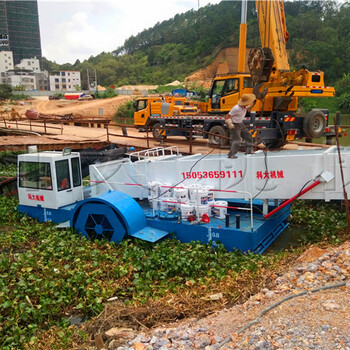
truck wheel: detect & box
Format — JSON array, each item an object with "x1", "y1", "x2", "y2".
[
  {"x1": 208, "y1": 125, "x2": 229, "y2": 146},
  {"x1": 303, "y1": 110, "x2": 326, "y2": 139},
  {"x1": 152, "y1": 122, "x2": 167, "y2": 140}
]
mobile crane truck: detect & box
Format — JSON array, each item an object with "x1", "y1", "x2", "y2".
[{"x1": 134, "y1": 0, "x2": 337, "y2": 148}]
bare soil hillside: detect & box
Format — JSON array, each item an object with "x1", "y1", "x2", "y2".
[{"x1": 185, "y1": 47, "x2": 251, "y2": 88}]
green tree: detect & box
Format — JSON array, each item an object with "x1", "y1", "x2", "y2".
[
  {"x1": 0, "y1": 84, "x2": 12, "y2": 100},
  {"x1": 113, "y1": 101, "x2": 134, "y2": 121},
  {"x1": 40, "y1": 0, "x2": 350, "y2": 88}
]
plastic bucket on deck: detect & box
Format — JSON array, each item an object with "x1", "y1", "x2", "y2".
[
  {"x1": 188, "y1": 184, "x2": 201, "y2": 202},
  {"x1": 148, "y1": 181, "x2": 160, "y2": 197},
  {"x1": 159, "y1": 182, "x2": 171, "y2": 198},
  {"x1": 174, "y1": 187, "x2": 189, "y2": 209},
  {"x1": 181, "y1": 204, "x2": 194, "y2": 219},
  {"x1": 159, "y1": 197, "x2": 177, "y2": 213},
  {"x1": 195, "y1": 204, "x2": 210, "y2": 219},
  {"x1": 203, "y1": 186, "x2": 215, "y2": 202},
  {"x1": 188, "y1": 185, "x2": 209, "y2": 205},
  {"x1": 196, "y1": 189, "x2": 209, "y2": 205},
  {"x1": 212, "y1": 201, "x2": 228, "y2": 219}
]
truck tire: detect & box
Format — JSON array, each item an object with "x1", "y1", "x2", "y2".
[
  {"x1": 208, "y1": 125, "x2": 229, "y2": 146},
  {"x1": 303, "y1": 110, "x2": 326, "y2": 139},
  {"x1": 152, "y1": 122, "x2": 167, "y2": 140}
]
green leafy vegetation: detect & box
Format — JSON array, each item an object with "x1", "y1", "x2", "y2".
[
  {"x1": 0, "y1": 191, "x2": 348, "y2": 349},
  {"x1": 95, "y1": 87, "x2": 118, "y2": 99},
  {"x1": 290, "y1": 200, "x2": 348, "y2": 245},
  {"x1": 53, "y1": 93, "x2": 64, "y2": 99},
  {"x1": 9, "y1": 93, "x2": 31, "y2": 101},
  {"x1": 334, "y1": 73, "x2": 350, "y2": 113},
  {"x1": 298, "y1": 97, "x2": 339, "y2": 114},
  {"x1": 0, "y1": 164, "x2": 16, "y2": 180},
  {"x1": 0, "y1": 84, "x2": 13, "y2": 100},
  {"x1": 0, "y1": 152, "x2": 19, "y2": 180},
  {"x1": 113, "y1": 101, "x2": 134, "y2": 123},
  {"x1": 0, "y1": 194, "x2": 277, "y2": 349},
  {"x1": 0, "y1": 84, "x2": 31, "y2": 101}
]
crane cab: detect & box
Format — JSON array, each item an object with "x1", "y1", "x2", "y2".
[
  {"x1": 208, "y1": 73, "x2": 255, "y2": 113},
  {"x1": 18, "y1": 149, "x2": 83, "y2": 211}
]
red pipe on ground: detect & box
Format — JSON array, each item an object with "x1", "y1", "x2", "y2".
[{"x1": 264, "y1": 180, "x2": 321, "y2": 219}]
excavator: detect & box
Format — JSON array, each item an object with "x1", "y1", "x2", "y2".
[{"x1": 134, "y1": 0, "x2": 337, "y2": 148}]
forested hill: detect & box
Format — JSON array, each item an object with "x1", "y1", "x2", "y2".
[{"x1": 42, "y1": 0, "x2": 350, "y2": 89}]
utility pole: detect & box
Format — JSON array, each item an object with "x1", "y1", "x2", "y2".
[{"x1": 87, "y1": 68, "x2": 90, "y2": 91}]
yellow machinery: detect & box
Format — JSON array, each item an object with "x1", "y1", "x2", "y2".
[
  {"x1": 134, "y1": 0, "x2": 337, "y2": 148},
  {"x1": 208, "y1": 0, "x2": 335, "y2": 114}
]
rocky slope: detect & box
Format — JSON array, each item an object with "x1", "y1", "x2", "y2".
[{"x1": 100, "y1": 242, "x2": 350, "y2": 350}]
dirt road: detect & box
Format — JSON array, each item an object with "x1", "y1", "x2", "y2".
[{"x1": 12, "y1": 95, "x2": 133, "y2": 119}]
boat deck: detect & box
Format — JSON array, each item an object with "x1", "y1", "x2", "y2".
[{"x1": 138, "y1": 199, "x2": 290, "y2": 253}]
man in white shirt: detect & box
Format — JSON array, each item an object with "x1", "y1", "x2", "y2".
[{"x1": 225, "y1": 94, "x2": 256, "y2": 159}]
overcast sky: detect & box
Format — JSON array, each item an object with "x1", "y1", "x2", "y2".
[{"x1": 37, "y1": 0, "x2": 222, "y2": 64}]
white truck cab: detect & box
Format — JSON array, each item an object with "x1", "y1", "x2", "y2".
[{"x1": 18, "y1": 149, "x2": 83, "y2": 210}]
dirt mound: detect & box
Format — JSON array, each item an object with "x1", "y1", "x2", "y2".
[{"x1": 118, "y1": 85, "x2": 158, "y2": 91}]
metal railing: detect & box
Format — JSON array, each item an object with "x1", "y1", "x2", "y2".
[
  {"x1": 85, "y1": 179, "x2": 255, "y2": 230},
  {"x1": 0, "y1": 118, "x2": 63, "y2": 135},
  {"x1": 129, "y1": 146, "x2": 181, "y2": 161},
  {"x1": 106, "y1": 119, "x2": 231, "y2": 154},
  {"x1": 0, "y1": 115, "x2": 230, "y2": 155}
]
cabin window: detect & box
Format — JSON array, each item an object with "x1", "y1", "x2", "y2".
[
  {"x1": 212, "y1": 78, "x2": 239, "y2": 98},
  {"x1": 222, "y1": 79, "x2": 239, "y2": 96},
  {"x1": 19, "y1": 161, "x2": 52, "y2": 190},
  {"x1": 136, "y1": 99, "x2": 148, "y2": 111},
  {"x1": 55, "y1": 160, "x2": 71, "y2": 191},
  {"x1": 71, "y1": 158, "x2": 81, "y2": 187}
]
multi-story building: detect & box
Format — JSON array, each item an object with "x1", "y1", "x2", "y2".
[
  {"x1": 0, "y1": 52, "x2": 48, "y2": 90},
  {"x1": 0, "y1": 0, "x2": 42, "y2": 65},
  {"x1": 16, "y1": 57, "x2": 41, "y2": 73},
  {"x1": 35, "y1": 71, "x2": 49, "y2": 91},
  {"x1": 2, "y1": 69, "x2": 36, "y2": 90},
  {"x1": 0, "y1": 51, "x2": 14, "y2": 72},
  {"x1": 49, "y1": 71, "x2": 81, "y2": 91}
]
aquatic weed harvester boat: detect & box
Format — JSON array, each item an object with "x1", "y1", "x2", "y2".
[{"x1": 17, "y1": 146, "x2": 350, "y2": 253}]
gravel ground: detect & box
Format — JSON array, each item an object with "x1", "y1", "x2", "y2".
[{"x1": 101, "y1": 241, "x2": 350, "y2": 350}]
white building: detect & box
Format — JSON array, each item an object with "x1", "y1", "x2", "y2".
[
  {"x1": 15, "y1": 57, "x2": 41, "y2": 73},
  {"x1": 0, "y1": 51, "x2": 14, "y2": 72},
  {"x1": 1, "y1": 70, "x2": 36, "y2": 90},
  {"x1": 0, "y1": 52, "x2": 48, "y2": 91},
  {"x1": 49, "y1": 71, "x2": 81, "y2": 91}
]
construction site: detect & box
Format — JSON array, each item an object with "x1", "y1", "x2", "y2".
[{"x1": 1, "y1": 0, "x2": 350, "y2": 349}]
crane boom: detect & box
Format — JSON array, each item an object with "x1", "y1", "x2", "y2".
[
  {"x1": 238, "y1": 0, "x2": 248, "y2": 73},
  {"x1": 256, "y1": 0, "x2": 290, "y2": 72}
]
